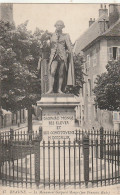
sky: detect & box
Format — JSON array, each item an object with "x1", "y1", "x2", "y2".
[{"x1": 13, "y1": 3, "x2": 108, "y2": 43}]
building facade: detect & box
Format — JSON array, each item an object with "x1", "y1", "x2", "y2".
[{"x1": 74, "y1": 4, "x2": 120, "y2": 130}]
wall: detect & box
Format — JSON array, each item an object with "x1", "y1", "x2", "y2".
[
  {"x1": 99, "y1": 39, "x2": 108, "y2": 74},
  {"x1": 107, "y1": 39, "x2": 120, "y2": 47},
  {"x1": 82, "y1": 39, "x2": 114, "y2": 129},
  {"x1": 83, "y1": 41, "x2": 101, "y2": 127}
]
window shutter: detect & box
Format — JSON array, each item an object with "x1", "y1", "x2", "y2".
[{"x1": 117, "y1": 47, "x2": 120, "y2": 60}]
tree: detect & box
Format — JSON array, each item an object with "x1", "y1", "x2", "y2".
[
  {"x1": 93, "y1": 60, "x2": 120, "y2": 111},
  {"x1": 0, "y1": 20, "x2": 51, "y2": 132}
]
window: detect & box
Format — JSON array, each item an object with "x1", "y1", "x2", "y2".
[
  {"x1": 93, "y1": 75, "x2": 97, "y2": 89},
  {"x1": 113, "y1": 111, "x2": 120, "y2": 121},
  {"x1": 92, "y1": 49, "x2": 97, "y2": 67},
  {"x1": 86, "y1": 55, "x2": 90, "y2": 68},
  {"x1": 88, "y1": 104, "x2": 91, "y2": 121},
  {"x1": 87, "y1": 79, "x2": 91, "y2": 97},
  {"x1": 108, "y1": 47, "x2": 120, "y2": 60},
  {"x1": 93, "y1": 105, "x2": 97, "y2": 120}
]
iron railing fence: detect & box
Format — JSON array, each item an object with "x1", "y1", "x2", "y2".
[
  {"x1": 0, "y1": 128, "x2": 41, "y2": 142},
  {"x1": 1, "y1": 127, "x2": 119, "y2": 142},
  {"x1": 0, "y1": 128, "x2": 120, "y2": 189},
  {"x1": 75, "y1": 128, "x2": 120, "y2": 143}
]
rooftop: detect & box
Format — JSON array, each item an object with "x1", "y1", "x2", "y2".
[
  {"x1": 102, "y1": 18, "x2": 120, "y2": 37},
  {"x1": 74, "y1": 10, "x2": 120, "y2": 54}
]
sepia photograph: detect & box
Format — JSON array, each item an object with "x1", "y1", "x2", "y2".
[{"x1": 0, "y1": 2, "x2": 120, "y2": 195}]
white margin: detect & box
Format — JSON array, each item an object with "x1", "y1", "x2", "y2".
[{"x1": 0, "y1": 0, "x2": 120, "y2": 4}]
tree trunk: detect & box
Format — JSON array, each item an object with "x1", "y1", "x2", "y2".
[
  {"x1": 16, "y1": 112, "x2": 17, "y2": 124},
  {"x1": 28, "y1": 106, "x2": 32, "y2": 140},
  {"x1": 20, "y1": 109, "x2": 22, "y2": 123}
]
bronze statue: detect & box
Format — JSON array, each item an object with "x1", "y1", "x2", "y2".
[{"x1": 46, "y1": 20, "x2": 75, "y2": 94}]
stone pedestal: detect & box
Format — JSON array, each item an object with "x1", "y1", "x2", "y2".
[{"x1": 37, "y1": 94, "x2": 79, "y2": 141}]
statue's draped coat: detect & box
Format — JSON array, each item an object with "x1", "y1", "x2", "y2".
[{"x1": 49, "y1": 32, "x2": 75, "y2": 89}]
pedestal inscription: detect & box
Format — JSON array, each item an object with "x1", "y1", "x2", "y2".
[
  {"x1": 42, "y1": 108, "x2": 75, "y2": 140},
  {"x1": 37, "y1": 94, "x2": 80, "y2": 141}
]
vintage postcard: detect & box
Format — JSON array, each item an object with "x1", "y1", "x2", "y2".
[{"x1": 0, "y1": 2, "x2": 120, "y2": 195}]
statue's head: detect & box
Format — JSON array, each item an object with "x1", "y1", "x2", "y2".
[{"x1": 54, "y1": 20, "x2": 65, "y2": 30}]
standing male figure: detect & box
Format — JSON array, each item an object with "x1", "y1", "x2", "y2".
[{"x1": 47, "y1": 20, "x2": 75, "y2": 94}]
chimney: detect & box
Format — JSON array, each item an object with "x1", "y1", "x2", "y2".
[
  {"x1": 89, "y1": 18, "x2": 95, "y2": 27},
  {"x1": 109, "y1": 4, "x2": 120, "y2": 26},
  {"x1": 99, "y1": 4, "x2": 108, "y2": 17},
  {"x1": 98, "y1": 18, "x2": 109, "y2": 33}
]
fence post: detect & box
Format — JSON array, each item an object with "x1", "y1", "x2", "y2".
[
  {"x1": 83, "y1": 132, "x2": 89, "y2": 187},
  {"x1": 118, "y1": 130, "x2": 120, "y2": 140},
  {"x1": 34, "y1": 140, "x2": 40, "y2": 187},
  {"x1": 10, "y1": 128, "x2": 14, "y2": 141},
  {"x1": 100, "y1": 127, "x2": 104, "y2": 159}
]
